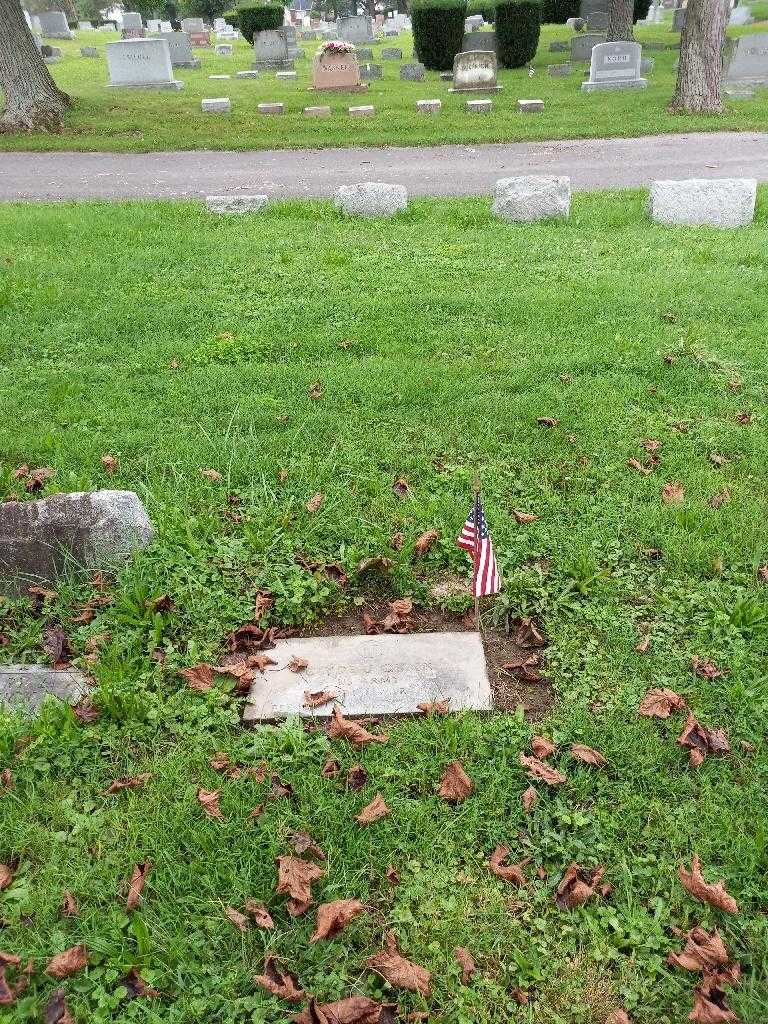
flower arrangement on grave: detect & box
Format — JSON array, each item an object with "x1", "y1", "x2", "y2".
[{"x1": 316, "y1": 39, "x2": 357, "y2": 57}]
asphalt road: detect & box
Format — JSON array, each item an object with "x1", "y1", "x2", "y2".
[{"x1": 1, "y1": 132, "x2": 767, "y2": 200}]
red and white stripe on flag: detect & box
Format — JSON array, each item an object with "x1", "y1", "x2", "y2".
[{"x1": 457, "y1": 495, "x2": 501, "y2": 597}]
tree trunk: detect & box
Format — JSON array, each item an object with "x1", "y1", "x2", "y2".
[
  {"x1": 0, "y1": 0, "x2": 71, "y2": 132},
  {"x1": 668, "y1": 0, "x2": 730, "y2": 113},
  {"x1": 607, "y1": 0, "x2": 635, "y2": 41}
]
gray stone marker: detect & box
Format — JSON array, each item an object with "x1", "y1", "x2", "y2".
[
  {"x1": 122, "y1": 11, "x2": 143, "y2": 30},
  {"x1": 279, "y1": 25, "x2": 301, "y2": 59},
  {"x1": 463, "y1": 29, "x2": 497, "y2": 53},
  {"x1": 580, "y1": 0, "x2": 608, "y2": 16},
  {"x1": 729, "y1": 5, "x2": 753, "y2": 25},
  {"x1": 381, "y1": 47, "x2": 402, "y2": 59},
  {"x1": 548, "y1": 62, "x2": 573, "y2": 75},
  {"x1": 725, "y1": 31, "x2": 768, "y2": 87},
  {"x1": 202, "y1": 96, "x2": 230, "y2": 112},
  {"x1": 671, "y1": 6, "x2": 686, "y2": 30},
  {"x1": 357, "y1": 47, "x2": 373, "y2": 60},
  {"x1": 0, "y1": 490, "x2": 154, "y2": 595},
  {"x1": 492, "y1": 175, "x2": 571, "y2": 222},
  {"x1": 180, "y1": 16, "x2": 204, "y2": 32},
  {"x1": 78, "y1": 20, "x2": 94, "y2": 30},
  {"x1": 335, "y1": 181, "x2": 408, "y2": 216},
  {"x1": 571, "y1": 32, "x2": 606, "y2": 62},
  {"x1": 450, "y1": 50, "x2": 501, "y2": 91},
  {"x1": 549, "y1": 40, "x2": 569, "y2": 52},
  {"x1": 39, "y1": 10, "x2": 73, "y2": 39},
  {"x1": 338, "y1": 15, "x2": 375, "y2": 44},
  {"x1": 648, "y1": 178, "x2": 756, "y2": 227},
  {"x1": 252, "y1": 29, "x2": 292, "y2": 70},
  {"x1": 107, "y1": 38, "x2": 184, "y2": 88},
  {"x1": 582, "y1": 41, "x2": 647, "y2": 91},
  {"x1": 0, "y1": 665, "x2": 88, "y2": 714},
  {"x1": 80, "y1": 46, "x2": 99, "y2": 57},
  {"x1": 160, "y1": 31, "x2": 201, "y2": 68},
  {"x1": 586, "y1": 10, "x2": 609, "y2": 30},
  {"x1": 360, "y1": 62, "x2": 382, "y2": 80},
  {"x1": 242, "y1": 632, "x2": 491, "y2": 721},
  {"x1": 641, "y1": 56, "x2": 655, "y2": 74},
  {"x1": 400, "y1": 62, "x2": 425, "y2": 80}
]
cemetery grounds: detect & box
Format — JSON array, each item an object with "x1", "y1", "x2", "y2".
[{"x1": 1, "y1": 16, "x2": 768, "y2": 152}]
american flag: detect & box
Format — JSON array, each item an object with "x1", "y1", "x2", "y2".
[{"x1": 457, "y1": 492, "x2": 501, "y2": 597}]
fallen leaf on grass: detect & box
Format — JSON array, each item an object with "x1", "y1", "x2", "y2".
[
  {"x1": 690, "y1": 973, "x2": 740, "y2": 1024},
  {"x1": 276, "y1": 856, "x2": 325, "y2": 916},
  {"x1": 180, "y1": 664, "x2": 215, "y2": 691},
  {"x1": 357, "y1": 555, "x2": 394, "y2": 575},
  {"x1": 555, "y1": 863, "x2": 606, "y2": 910},
  {"x1": 347, "y1": 764, "x2": 368, "y2": 790},
  {"x1": 679, "y1": 856, "x2": 738, "y2": 914},
  {"x1": 571, "y1": 743, "x2": 607, "y2": 768},
  {"x1": 329, "y1": 708, "x2": 388, "y2": 748},
  {"x1": 438, "y1": 760, "x2": 474, "y2": 802},
  {"x1": 513, "y1": 510, "x2": 539, "y2": 524},
  {"x1": 606, "y1": 1012, "x2": 631, "y2": 1024},
  {"x1": 454, "y1": 947, "x2": 476, "y2": 984},
  {"x1": 627, "y1": 457, "x2": 652, "y2": 476},
  {"x1": 321, "y1": 758, "x2": 341, "y2": 779},
  {"x1": 44, "y1": 989, "x2": 74, "y2": 1024},
  {"x1": 393, "y1": 477, "x2": 410, "y2": 497},
  {"x1": 310, "y1": 899, "x2": 365, "y2": 941},
  {"x1": 293, "y1": 996, "x2": 393, "y2": 1023},
  {"x1": 709, "y1": 489, "x2": 732, "y2": 509},
  {"x1": 488, "y1": 845, "x2": 529, "y2": 885},
  {"x1": 390, "y1": 532, "x2": 405, "y2": 550},
  {"x1": 72, "y1": 699, "x2": 100, "y2": 724},
  {"x1": 531, "y1": 736, "x2": 555, "y2": 759},
  {"x1": 668, "y1": 927, "x2": 730, "y2": 973},
  {"x1": 514, "y1": 617, "x2": 547, "y2": 648},
  {"x1": 635, "y1": 633, "x2": 651, "y2": 654},
  {"x1": 309, "y1": 380, "x2": 324, "y2": 400},
  {"x1": 269, "y1": 774, "x2": 295, "y2": 799},
  {"x1": 537, "y1": 416, "x2": 559, "y2": 427},
  {"x1": 24, "y1": 466, "x2": 55, "y2": 492},
  {"x1": 60, "y1": 890, "x2": 77, "y2": 917},
  {"x1": 365, "y1": 934, "x2": 431, "y2": 996},
  {"x1": 120, "y1": 967, "x2": 160, "y2": 1000},
  {"x1": 197, "y1": 788, "x2": 224, "y2": 821},
  {"x1": 677, "y1": 713, "x2": 730, "y2": 766},
  {"x1": 100, "y1": 455, "x2": 118, "y2": 475},
  {"x1": 288, "y1": 656, "x2": 309, "y2": 673},
  {"x1": 126, "y1": 862, "x2": 151, "y2": 911},
  {"x1": 249, "y1": 804, "x2": 264, "y2": 819},
  {"x1": 691, "y1": 656, "x2": 727, "y2": 680},
  {"x1": 45, "y1": 944, "x2": 88, "y2": 979},
  {"x1": 413, "y1": 529, "x2": 439, "y2": 558},
  {"x1": 254, "y1": 955, "x2": 305, "y2": 1002},
  {"x1": 105, "y1": 773, "x2": 151, "y2": 795},
  {"x1": 385, "y1": 865, "x2": 400, "y2": 885},
  {"x1": 520, "y1": 752, "x2": 566, "y2": 785},
  {"x1": 639, "y1": 687, "x2": 686, "y2": 718},
  {"x1": 356, "y1": 793, "x2": 390, "y2": 825},
  {"x1": 522, "y1": 786, "x2": 538, "y2": 812},
  {"x1": 662, "y1": 481, "x2": 685, "y2": 504},
  {"x1": 200, "y1": 468, "x2": 222, "y2": 482},
  {"x1": 225, "y1": 906, "x2": 249, "y2": 932},
  {"x1": 0, "y1": 865, "x2": 13, "y2": 891},
  {"x1": 417, "y1": 699, "x2": 450, "y2": 714},
  {"x1": 42, "y1": 625, "x2": 72, "y2": 668},
  {"x1": 307, "y1": 494, "x2": 324, "y2": 514},
  {"x1": 244, "y1": 899, "x2": 274, "y2": 928},
  {"x1": 304, "y1": 690, "x2": 337, "y2": 708},
  {"x1": 289, "y1": 832, "x2": 325, "y2": 860}
]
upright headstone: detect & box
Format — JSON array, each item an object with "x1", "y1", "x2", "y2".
[
  {"x1": 462, "y1": 29, "x2": 497, "y2": 53},
  {"x1": 160, "y1": 31, "x2": 201, "y2": 68},
  {"x1": 121, "y1": 11, "x2": 143, "y2": 29},
  {"x1": 160, "y1": 20, "x2": 173, "y2": 31},
  {"x1": 571, "y1": 32, "x2": 606, "y2": 61},
  {"x1": 725, "y1": 31, "x2": 768, "y2": 86},
  {"x1": 729, "y1": 4, "x2": 753, "y2": 24},
  {"x1": 39, "y1": 11, "x2": 74, "y2": 39},
  {"x1": 214, "y1": 17, "x2": 227, "y2": 30},
  {"x1": 106, "y1": 38, "x2": 184, "y2": 88},
  {"x1": 586, "y1": 10, "x2": 609, "y2": 29},
  {"x1": 181, "y1": 17, "x2": 205, "y2": 32},
  {"x1": 252, "y1": 29, "x2": 292, "y2": 69},
  {"x1": 279, "y1": 24, "x2": 301, "y2": 58},
  {"x1": 671, "y1": 6, "x2": 686, "y2": 29},
  {"x1": 582, "y1": 40, "x2": 647, "y2": 90},
  {"x1": 450, "y1": 50, "x2": 501, "y2": 91},
  {"x1": 338, "y1": 15, "x2": 375, "y2": 44},
  {"x1": 579, "y1": 0, "x2": 608, "y2": 16},
  {"x1": 189, "y1": 30, "x2": 212, "y2": 47},
  {"x1": 312, "y1": 43, "x2": 365, "y2": 90},
  {"x1": 77, "y1": 20, "x2": 94, "y2": 30}
]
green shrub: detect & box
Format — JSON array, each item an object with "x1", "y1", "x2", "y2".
[
  {"x1": 467, "y1": 0, "x2": 496, "y2": 20},
  {"x1": 222, "y1": 7, "x2": 239, "y2": 26},
  {"x1": 633, "y1": 0, "x2": 652, "y2": 20},
  {"x1": 412, "y1": 0, "x2": 467, "y2": 71},
  {"x1": 495, "y1": 0, "x2": 541, "y2": 67},
  {"x1": 540, "y1": 0, "x2": 579, "y2": 22},
  {"x1": 237, "y1": 1, "x2": 284, "y2": 43}
]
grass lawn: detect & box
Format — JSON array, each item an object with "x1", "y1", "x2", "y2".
[
  {"x1": 1, "y1": 192, "x2": 768, "y2": 1022},
  {"x1": 2, "y1": 19, "x2": 768, "y2": 153}
]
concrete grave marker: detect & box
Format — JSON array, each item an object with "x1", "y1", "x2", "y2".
[
  {"x1": 201, "y1": 97, "x2": 230, "y2": 112},
  {"x1": 492, "y1": 175, "x2": 571, "y2": 221},
  {"x1": 725, "y1": 31, "x2": 768, "y2": 87},
  {"x1": 571, "y1": 32, "x2": 606, "y2": 61},
  {"x1": 335, "y1": 181, "x2": 407, "y2": 216},
  {"x1": 147, "y1": 18, "x2": 161, "y2": 31},
  {"x1": 180, "y1": 16, "x2": 204, "y2": 32},
  {"x1": 215, "y1": 42, "x2": 233, "y2": 54},
  {"x1": 253, "y1": 29, "x2": 293, "y2": 69},
  {"x1": 106, "y1": 38, "x2": 184, "y2": 89},
  {"x1": 122, "y1": 11, "x2": 143, "y2": 29},
  {"x1": 548, "y1": 62, "x2": 573, "y2": 75},
  {"x1": 649, "y1": 178, "x2": 756, "y2": 227},
  {"x1": 78, "y1": 20, "x2": 94, "y2": 30},
  {"x1": 360, "y1": 62, "x2": 382, "y2": 80},
  {"x1": 0, "y1": 665, "x2": 88, "y2": 714},
  {"x1": 586, "y1": 10, "x2": 609, "y2": 29},
  {"x1": 450, "y1": 50, "x2": 501, "y2": 91},
  {"x1": 160, "y1": 31, "x2": 201, "y2": 68},
  {"x1": 243, "y1": 633, "x2": 491, "y2": 721},
  {"x1": 580, "y1": 0, "x2": 608, "y2": 15},
  {"x1": 582, "y1": 41, "x2": 647, "y2": 90},
  {"x1": 338, "y1": 15, "x2": 375, "y2": 44},
  {"x1": 381, "y1": 47, "x2": 402, "y2": 59},
  {"x1": 189, "y1": 30, "x2": 212, "y2": 47},
  {"x1": 39, "y1": 10, "x2": 73, "y2": 39},
  {"x1": 80, "y1": 46, "x2": 99, "y2": 56},
  {"x1": 400, "y1": 62, "x2": 425, "y2": 80}
]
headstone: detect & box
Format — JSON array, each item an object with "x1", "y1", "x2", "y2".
[
  {"x1": 725, "y1": 31, "x2": 768, "y2": 86},
  {"x1": 160, "y1": 32, "x2": 201, "y2": 68},
  {"x1": 549, "y1": 40, "x2": 569, "y2": 52},
  {"x1": 0, "y1": 665, "x2": 88, "y2": 714},
  {"x1": 189, "y1": 31, "x2": 212, "y2": 47},
  {"x1": 586, "y1": 10, "x2": 609, "y2": 29},
  {"x1": 237, "y1": 69, "x2": 259, "y2": 78},
  {"x1": 253, "y1": 29, "x2": 292, "y2": 69},
  {"x1": 463, "y1": 29, "x2": 497, "y2": 53},
  {"x1": 106, "y1": 38, "x2": 184, "y2": 89},
  {"x1": 180, "y1": 17, "x2": 204, "y2": 32},
  {"x1": 280, "y1": 24, "x2": 300, "y2": 58},
  {"x1": 338, "y1": 15, "x2": 375, "y2": 44},
  {"x1": 548, "y1": 62, "x2": 573, "y2": 75},
  {"x1": 467, "y1": 98, "x2": 493, "y2": 112},
  {"x1": 450, "y1": 50, "x2": 501, "y2": 91},
  {"x1": 276, "y1": 70, "x2": 297, "y2": 79},
  {"x1": 334, "y1": 181, "x2": 408, "y2": 217},
  {"x1": 209, "y1": 74, "x2": 230, "y2": 79},
  {"x1": 201, "y1": 97, "x2": 231, "y2": 112},
  {"x1": 312, "y1": 44, "x2": 365, "y2": 89},
  {"x1": 243, "y1": 633, "x2": 491, "y2": 722},
  {"x1": 77, "y1": 20, "x2": 94, "y2": 30},
  {"x1": 641, "y1": 56, "x2": 655, "y2": 73},
  {"x1": 381, "y1": 47, "x2": 402, "y2": 59},
  {"x1": 121, "y1": 11, "x2": 143, "y2": 29},
  {"x1": 80, "y1": 46, "x2": 99, "y2": 56},
  {"x1": 400, "y1": 62, "x2": 425, "y2": 81},
  {"x1": 492, "y1": 176, "x2": 571, "y2": 222},
  {"x1": 147, "y1": 18, "x2": 161, "y2": 31},
  {"x1": 304, "y1": 104, "x2": 331, "y2": 115},
  {"x1": 566, "y1": 16, "x2": 585, "y2": 30},
  {"x1": 648, "y1": 178, "x2": 756, "y2": 227},
  {"x1": 121, "y1": 27, "x2": 146, "y2": 39},
  {"x1": 582, "y1": 41, "x2": 647, "y2": 90},
  {"x1": 258, "y1": 102, "x2": 284, "y2": 113},
  {"x1": 571, "y1": 32, "x2": 606, "y2": 61},
  {"x1": 215, "y1": 43, "x2": 233, "y2": 54},
  {"x1": 580, "y1": 0, "x2": 608, "y2": 15},
  {"x1": 416, "y1": 98, "x2": 441, "y2": 112},
  {"x1": 671, "y1": 6, "x2": 686, "y2": 29},
  {"x1": 0, "y1": 490, "x2": 154, "y2": 595},
  {"x1": 39, "y1": 11, "x2": 74, "y2": 39},
  {"x1": 729, "y1": 4, "x2": 753, "y2": 24},
  {"x1": 160, "y1": 21, "x2": 172, "y2": 32},
  {"x1": 360, "y1": 62, "x2": 382, "y2": 80},
  {"x1": 357, "y1": 47, "x2": 373, "y2": 60},
  {"x1": 213, "y1": 17, "x2": 226, "y2": 30},
  {"x1": 349, "y1": 104, "x2": 374, "y2": 116},
  {"x1": 518, "y1": 98, "x2": 544, "y2": 111}
]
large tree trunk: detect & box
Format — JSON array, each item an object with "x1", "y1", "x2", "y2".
[
  {"x1": 0, "y1": 0, "x2": 71, "y2": 132},
  {"x1": 668, "y1": 0, "x2": 730, "y2": 113},
  {"x1": 607, "y1": 0, "x2": 635, "y2": 41}
]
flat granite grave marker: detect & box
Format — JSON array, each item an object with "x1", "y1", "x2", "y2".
[
  {"x1": 450, "y1": 50, "x2": 501, "y2": 91},
  {"x1": 80, "y1": 46, "x2": 99, "y2": 56},
  {"x1": 360, "y1": 62, "x2": 382, "y2": 80},
  {"x1": 107, "y1": 38, "x2": 184, "y2": 88},
  {"x1": 160, "y1": 31, "x2": 201, "y2": 68},
  {"x1": 725, "y1": 31, "x2": 768, "y2": 87},
  {"x1": 400, "y1": 62, "x2": 425, "y2": 80},
  {"x1": 381, "y1": 47, "x2": 403, "y2": 59},
  {"x1": 582, "y1": 40, "x2": 647, "y2": 90},
  {"x1": 253, "y1": 29, "x2": 293, "y2": 69},
  {"x1": 243, "y1": 633, "x2": 492, "y2": 721},
  {"x1": 649, "y1": 178, "x2": 756, "y2": 227},
  {"x1": 0, "y1": 665, "x2": 88, "y2": 713},
  {"x1": 571, "y1": 32, "x2": 606, "y2": 61},
  {"x1": 39, "y1": 10, "x2": 73, "y2": 39}
]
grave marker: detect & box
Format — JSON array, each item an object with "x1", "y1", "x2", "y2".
[
  {"x1": 338, "y1": 15, "x2": 375, "y2": 44},
  {"x1": 450, "y1": 50, "x2": 501, "y2": 91},
  {"x1": 106, "y1": 38, "x2": 184, "y2": 89},
  {"x1": 400, "y1": 62, "x2": 425, "y2": 80},
  {"x1": 462, "y1": 29, "x2": 497, "y2": 52},
  {"x1": 571, "y1": 32, "x2": 606, "y2": 61},
  {"x1": 160, "y1": 31, "x2": 201, "y2": 68},
  {"x1": 253, "y1": 29, "x2": 293, "y2": 69},
  {"x1": 582, "y1": 41, "x2": 647, "y2": 90},
  {"x1": 312, "y1": 43, "x2": 366, "y2": 90},
  {"x1": 39, "y1": 10, "x2": 74, "y2": 39},
  {"x1": 725, "y1": 31, "x2": 768, "y2": 86}
]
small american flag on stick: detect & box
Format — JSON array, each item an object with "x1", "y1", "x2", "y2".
[{"x1": 457, "y1": 490, "x2": 501, "y2": 598}]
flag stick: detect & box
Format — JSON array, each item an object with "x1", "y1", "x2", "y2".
[{"x1": 473, "y1": 473, "x2": 481, "y2": 632}]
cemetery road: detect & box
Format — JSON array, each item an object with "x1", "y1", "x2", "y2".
[{"x1": 2, "y1": 132, "x2": 767, "y2": 201}]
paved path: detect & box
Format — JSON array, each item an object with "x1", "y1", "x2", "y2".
[{"x1": 2, "y1": 132, "x2": 767, "y2": 201}]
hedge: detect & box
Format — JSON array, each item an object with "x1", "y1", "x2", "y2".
[
  {"x1": 222, "y1": 7, "x2": 239, "y2": 26},
  {"x1": 412, "y1": 0, "x2": 467, "y2": 71},
  {"x1": 467, "y1": 0, "x2": 496, "y2": 19},
  {"x1": 540, "y1": 0, "x2": 579, "y2": 22},
  {"x1": 237, "y1": 1, "x2": 284, "y2": 43},
  {"x1": 495, "y1": 0, "x2": 541, "y2": 67}
]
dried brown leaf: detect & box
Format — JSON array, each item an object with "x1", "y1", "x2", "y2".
[
  {"x1": 679, "y1": 856, "x2": 738, "y2": 914},
  {"x1": 329, "y1": 707, "x2": 388, "y2": 748},
  {"x1": 454, "y1": 946, "x2": 476, "y2": 984},
  {"x1": 293, "y1": 996, "x2": 392, "y2": 1023},
  {"x1": 346, "y1": 764, "x2": 368, "y2": 790},
  {"x1": 662, "y1": 481, "x2": 685, "y2": 504},
  {"x1": 45, "y1": 944, "x2": 88, "y2": 979},
  {"x1": 244, "y1": 899, "x2": 275, "y2": 928},
  {"x1": 254, "y1": 955, "x2": 305, "y2": 1002},
  {"x1": 365, "y1": 936, "x2": 431, "y2": 996},
  {"x1": 668, "y1": 926, "x2": 730, "y2": 973},
  {"x1": 519, "y1": 752, "x2": 566, "y2": 785},
  {"x1": 488, "y1": 845, "x2": 530, "y2": 885},
  {"x1": 356, "y1": 793, "x2": 390, "y2": 825},
  {"x1": 197, "y1": 788, "x2": 224, "y2": 821},
  {"x1": 60, "y1": 890, "x2": 78, "y2": 917},
  {"x1": 522, "y1": 786, "x2": 538, "y2": 812},
  {"x1": 0, "y1": 865, "x2": 12, "y2": 892},
  {"x1": 555, "y1": 863, "x2": 606, "y2": 910},
  {"x1": 180, "y1": 664, "x2": 215, "y2": 691},
  {"x1": 126, "y1": 862, "x2": 150, "y2": 911},
  {"x1": 304, "y1": 690, "x2": 337, "y2": 708},
  {"x1": 310, "y1": 898, "x2": 365, "y2": 942},
  {"x1": 638, "y1": 687, "x2": 686, "y2": 718},
  {"x1": 413, "y1": 529, "x2": 439, "y2": 558},
  {"x1": 289, "y1": 831, "x2": 326, "y2": 860},
  {"x1": 307, "y1": 493, "x2": 324, "y2": 513},
  {"x1": 437, "y1": 760, "x2": 474, "y2": 802},
  {"x1": 288, "y1": 656, "x2": 309, "y2": 673},
  {"x1": 416, "y1": 699, "x2": 450, "y2": 715},
  {"x1": 105, "y1": 773, "x2": 151, "y2": 795},
  {"x1": 531, "y1": 736, "x2": 555, "y2": 759},
  {"x1": 513, "y1": 510, "x2": 539, "y2": 524},
  {"x1": 200, "y1": 468, "x2": 222, "y2": 482},
  {"x1": 44, "y1": 989, "x2": 74, "y2": 1024},
  {"x1": 571, "y1": 743, "x2": 607, "y2": 768},
  {"x1": 224, "y1": 906, "x2": 249, "y2": 932},
  {"x1": 276, "y1": 856, "x2": 324, "y2": 915}
]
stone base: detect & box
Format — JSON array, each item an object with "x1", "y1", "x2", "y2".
[
  {"x1": 581, "y1": 78, "x2": 647, "y2": 91},
  {"x1": 173, "y1": 59, "x2": 201, "y2": 69},
  {"x1": 108, "y1": 80, "x2": 185, "y2": 89},
  {"x1": 308, "y1": 83, "x2": 369, "y2": 92},
  {"x1": 252, "y1": 59, "x2": 295, "y2": 70},
  {"x1": 449, "y1": 84, "x2": 502, "y2": 92},
  {"x1": 42, "y1": 32, "x2": 74, "y2": 39}
]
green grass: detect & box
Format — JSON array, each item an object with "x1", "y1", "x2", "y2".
[
  {"x1": 1, "y1": 193, "x2": 768, "y2": 1023},
  {"x1": 3, "y1": 20, "x2": 768, "y2": 152}
]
